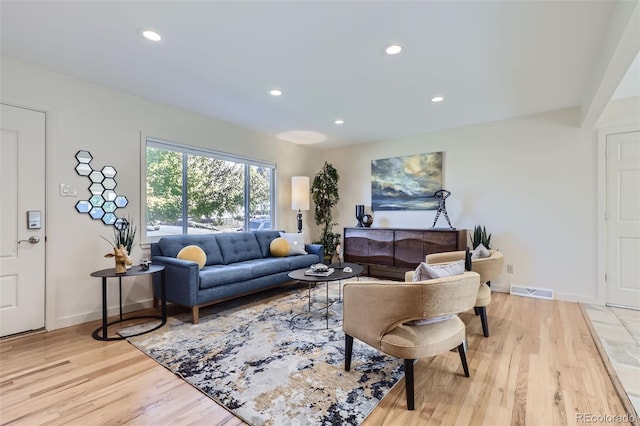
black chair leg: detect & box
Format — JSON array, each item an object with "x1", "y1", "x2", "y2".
[
  {"x1": 457, "y1": 343, "x2": 470, "y2": 377},
  {"x1": 474, "y1": 307, "x2": 481, "y2": 315},
  {"x1": 404, "y1": 359, "x2": 415, "y2": 410},
  {"x1": 345, "y1": 334, "x2": 353, "y2": 371},
  {"x1": 478, "y1": 306, "x2": 489, "y2": 337}
]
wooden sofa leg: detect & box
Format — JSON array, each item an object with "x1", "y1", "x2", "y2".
[
  {"x1": 404, "y1": 359, "x2": 415, "y2": 410},
  {"x1": 345, "y1": 334, "x2": 354, "y2": 371},
  {"x1": 192, "y1": 306, "x2": 199, "y2": 324}
]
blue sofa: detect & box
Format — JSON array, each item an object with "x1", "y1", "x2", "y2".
[{"x1": 150, "y1": 230, "x2": 323, "y2": 323}]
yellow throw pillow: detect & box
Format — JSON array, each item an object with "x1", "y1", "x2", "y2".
[
  {"x1": 270, "y1": 237, "x2": 290, "y2": 257},
  {"x1": 177, "y1": 245, "x2": 206, "y2": 269}
]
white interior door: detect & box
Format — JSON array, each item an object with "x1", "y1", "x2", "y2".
[
  {"x1": 606, "y1": 130, "x2": 640, "y2": 309},
  {"x1": 0, "y1": 104, "x2": 46, "y2": 336}
]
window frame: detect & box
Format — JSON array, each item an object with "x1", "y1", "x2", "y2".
[{"x1": 141, "y1": 136, "x2": 277, "y2": 243}]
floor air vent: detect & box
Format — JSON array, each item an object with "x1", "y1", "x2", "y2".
[{"x1": 509, "y1": 285, "x2": 554, "y2": 300}]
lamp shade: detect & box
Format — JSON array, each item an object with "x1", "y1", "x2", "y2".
[{"x1": 291, "y1": 176, "x2": 310, "y2": 211}]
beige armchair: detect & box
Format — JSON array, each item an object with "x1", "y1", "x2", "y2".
[
  {"x1": 405, "y1": 250, "x2": 504, "y2": 337},
  {"x1": 343, "y1": 271, "x2": 481, "y2": 410}
]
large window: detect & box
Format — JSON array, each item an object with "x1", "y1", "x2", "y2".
[{"x1": 145, "y1": 138, "x2": 276, "y2": 241}]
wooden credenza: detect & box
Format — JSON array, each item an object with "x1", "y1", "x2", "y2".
[{"x1": 343, "y1": 227, "x2": 467, "y2": 280}]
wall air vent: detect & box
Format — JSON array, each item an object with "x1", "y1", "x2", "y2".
[{"x1": 509, "y1": 285, "x2": 554, "y2": 300}]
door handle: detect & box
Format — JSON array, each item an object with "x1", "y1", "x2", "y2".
[{"x1": 18, "y1": 236, "x2": 40, "y2": 244}]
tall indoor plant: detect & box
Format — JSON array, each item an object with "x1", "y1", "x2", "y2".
[{"x1": 311, "y1": 162, "x2": 341, "y2": 261}]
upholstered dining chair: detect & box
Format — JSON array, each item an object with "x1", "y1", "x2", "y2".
[
  {"x1": 406, "y1": 249, "x2": 504, "y2": 337},
  {"x1": 343, "y1": 271, "x2": 481, "y2": 410}
]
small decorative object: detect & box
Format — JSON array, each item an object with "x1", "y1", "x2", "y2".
[
  {"x1": 362, "y1": 212, "x2": 374, "y2": 227},
  {"x1": 431, "y1": 189, "x2": 454, "y2": 229},
  {"x1": 310, "y1": 263, "x2": 329, "y2": 273},
  {"x1": 140, "y1": 258, "x2": 151, "y2": 271},
  {"x1": 103, "y1": 217, "x2": 137, "y2": 269},
  {"x1": 104, "y1": 244, "x2": 132, "y2": 274},
  {"x1": 73, "y1": 150, "x2": 129, "y2": 225},
  {"x1": 355, "y1": 205, "x2": 365, "y2": 227}
]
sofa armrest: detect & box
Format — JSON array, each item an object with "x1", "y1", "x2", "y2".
[
  {"x1": 151, "y1": 255, "x2": 199, "y2": 307},
  {"x1": 305, "y1": 244, "x2": 324, "y2": 262}
]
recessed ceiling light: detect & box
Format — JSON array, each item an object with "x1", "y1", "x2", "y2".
[
  {"x1": 384, "y1": 43, "x2": 403, "y2": 56},
  {"x1": 142, "y1": 30, "x2": 162, "y2": 42},
  {"x1": 270, "y1": 89, "x2": 282, "y2": 96},
  {"x1": 276, "y1": 130, "x2": 327, "y2": 145},
  {"x1": 431, "y1": 96, "x2": 444, "y2": 103},
  {"x1": 334, "y1": 119, "x2": 344, "y2": 125}
]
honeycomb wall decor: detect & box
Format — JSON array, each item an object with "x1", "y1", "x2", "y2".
[{"x1": 74, "y1": 150, "x2": 128, "y2": 225}]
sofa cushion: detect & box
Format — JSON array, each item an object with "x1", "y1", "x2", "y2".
[
  {"x1": 279, "y1": 232, "x2": 308, "y2": 255},
  {"x1": 243, "y1": 258, "x2": 292, "y2": 278},
  {"x1": 287, "y1": 253, "x2": 321, "y2": 270},
  {"x1": 157, "y1": 235, "x2": 223, "y2": 266},
  {"x1": 157, "y1": 237, "x2": 189, "y2": 258},
  {"x1": 199, "y1": 264, "x2": 254, "y2": 289},
  {"x1": 254, "y1": 230, "x2": 282, "y2": 257},
  {"x1": 216, "y1": 232, "x2": 263, "y2": 264},
  {"x1": 177, "y1": 245, "x2": 206, "y2": 269}
]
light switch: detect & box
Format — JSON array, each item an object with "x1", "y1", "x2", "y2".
[{"x1": 60, "y1": 183, "x2": 77, "y2": 197}]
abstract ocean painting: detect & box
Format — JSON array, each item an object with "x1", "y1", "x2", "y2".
[{"x1": 371, "y1": 152, "x2": 443, "y2": 211}]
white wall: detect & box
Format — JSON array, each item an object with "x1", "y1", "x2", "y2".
[
  {"x1": 315, "y1": 108, "x2": 610, "y2": 303},
  {"x1": 3, "y1": 55, "x2": 638, "y2": 330},
  {"x1": 1, "y1": 57, "x2": 315, "y2": 330}
]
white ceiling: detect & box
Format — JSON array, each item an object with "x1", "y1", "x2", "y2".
[{"x1": 1, "y1": 1, "x2": 638, "y2": 149}]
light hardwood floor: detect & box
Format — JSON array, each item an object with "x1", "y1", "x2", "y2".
[{"x1": 1, "y1": 292, "x2": 635, "y2": 425}]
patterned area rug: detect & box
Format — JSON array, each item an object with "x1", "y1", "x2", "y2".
[{"x1": 124, "y1": 281, "x2": 404, "y2": 425}]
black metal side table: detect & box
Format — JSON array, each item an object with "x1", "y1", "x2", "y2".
[
  {"x1": 288, "y1": 263, "x2": 363, "y2": 329},
  {"x1": 90, "y1": 264, "x2": 166, "y2": 341}
]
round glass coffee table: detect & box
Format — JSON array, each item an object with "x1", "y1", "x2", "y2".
[{"x1": 288, "y1": 262, "x2": 362, "y2": 329}]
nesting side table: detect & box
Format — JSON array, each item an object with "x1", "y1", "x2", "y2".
[{"x1": 90, "y1": 264, "x2": 166, "y2": 341}]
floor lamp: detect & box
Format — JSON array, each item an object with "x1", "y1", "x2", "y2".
[{"x1": 291, "y1": 176, "x2": 309, "y2": 233}]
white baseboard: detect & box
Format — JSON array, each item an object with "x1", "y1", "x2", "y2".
[
  {"x1": 491, "y1": 285, "x2": 600, "y2": 305},
  {"x1": 53, "y1": 299, "x2": 155, "y2": 330},
  {"x1": 490, "y1": 284, "x2": 510, "y2": 293}
]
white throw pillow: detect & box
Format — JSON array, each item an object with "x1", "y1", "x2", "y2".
[
  {"x1": 279, "y1": 232, "x2": 308, "y2": 255},
  {"x1": 471, "y1": 243, "x2": 490, "y2": 259},
  {"x1": 413, "y1": 259, "x2": 465, "y2": 281}
]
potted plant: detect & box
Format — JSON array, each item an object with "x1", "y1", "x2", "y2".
[
  {"x1": 471, "y1": 225, "x2": 491, "y2": 249},
  {"x1": 311, "y1": 162, "x2": 341, "y2": 262},
  {"x1": 104, "y1": 217, "x2": 137, "y2": 256}
]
